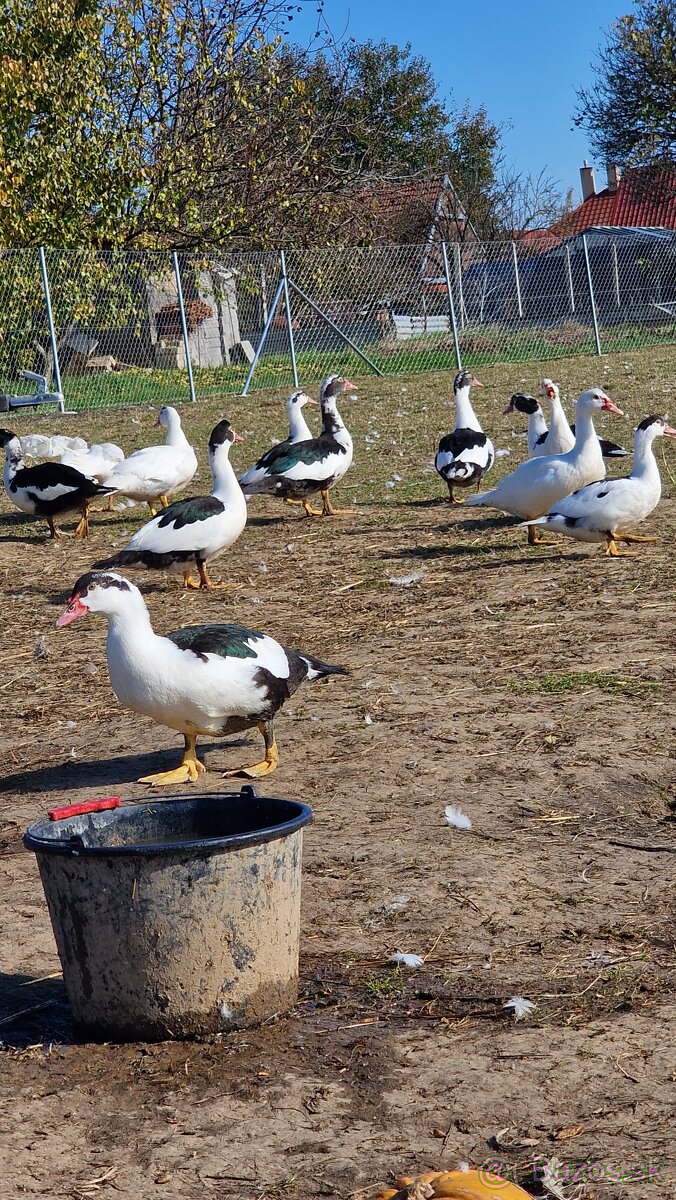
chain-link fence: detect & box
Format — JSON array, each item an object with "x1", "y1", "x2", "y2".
[{"x1": 1, "y1": 228, "x2": 675, "y2": 411}]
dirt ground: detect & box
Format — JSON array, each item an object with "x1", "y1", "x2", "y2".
[{"x1": 0, "y1": 349, "x2": 674, "y2": 1200}]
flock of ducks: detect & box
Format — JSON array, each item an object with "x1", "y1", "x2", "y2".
[
  {"x1": 0, "y1": 368, "x2": 672, "y2": 786},
  {"x1": 0, "y1": 375, "x2": 355, "y2": 785},
  {"x1": 437, "y1": 369, "x2": 675, "y2": 556}
]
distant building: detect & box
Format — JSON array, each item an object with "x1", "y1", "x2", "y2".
[
  {"x1": 335, "y1": 173, "x2": 476, "y2": 246},
  {"x1": 555, "y1": 163, "x2": 676, "y2": 236}
]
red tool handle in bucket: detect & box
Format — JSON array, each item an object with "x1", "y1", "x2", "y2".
[{"x1": 48, "y1": 797, "x2": 121, "y2": 822}]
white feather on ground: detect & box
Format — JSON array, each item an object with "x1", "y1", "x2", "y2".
[
  {"x1": 445, "y1": 804, "x2": 472, "y2": 830},
  {"x1": 503, "y1": 995, "x2": 535, "y2": 1020},
  {"x1": 390, "y1": 951, "x2": 424, "y2": 968}
]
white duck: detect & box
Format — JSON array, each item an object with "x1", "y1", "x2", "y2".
[
  {"x1": 240, "y1": 375, "x2": 355, "y2": 516},
  {"x1": 94, "y1": 419, "x2": 247, "y2": 589},
  {"x1": 502, "y1": 394, "x2": 547, "y2": 457},
  {"x1": 435, "y1": 369, "x2": 494, "y2": 502},
  {"x1": 104, "y1": 406, "x2": 197, "y2": 515},
  {"x1": 56, "y1": 571, "x2": 347, "y2": 785},
  {"x1": 537, "y1": 378, "x2": 628, "y2": 460},
  {"x1": 464, "y1": 387, "x2": 624, "y2": 544},
  {"x1": 526, "y1": 415, "x2": 676, "y2": 556},
  {"x1": 60, "y1": 441, "x2": 125, "y2": 483}
]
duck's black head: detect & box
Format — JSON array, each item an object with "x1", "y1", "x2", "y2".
[
  {"x1": 0, "y1": 428, "x2": 19, "y2": 448},
  {"x1": 209, "y1": 419, "x2": 243, "y2": 452},
  {"x1": 453, "y1": 370, "x2": 483, "y2": 393},
  {"x1": 509, "y1": 393, "x2": 540, "y2": 415},
  {"x1": 636, "y1": 414, "x2": 676, "y2": 439}
]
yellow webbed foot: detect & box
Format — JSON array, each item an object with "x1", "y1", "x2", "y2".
[
  {"x1": 320, "y1": 489, "x2": 355, "y2": 516},
  {"x1": 527, "y1": 525, "x2": 558, "y2": 546},
  {"x1": 183, "y1": 570, "x2": 200, "y2": 589},
  {"x1": 605, "y1": 537, "x2": 637, "y2": 557},
  {"x1": 194, "y1": 562, "x2": 237, "y2": 589},
  {"x1": 223, "y1": 723, "x2": 279, "y2": 778},
  {"x1": 139, "y1": 758, "x2": 206, "y2": 787},
  {"x1": 139, "y1": 733, "x2": 206, "y2": 786},
  {"x1": 302, "y1": 500, "x2": 324, "y2": 517}
]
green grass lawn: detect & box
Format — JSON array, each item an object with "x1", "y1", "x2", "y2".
[
  {"x1": 7, "y1": 317, "x2": 673, "y2": 412},
  {"x1": 5, "y1": 341, "x2": 675, "y2": 533}
]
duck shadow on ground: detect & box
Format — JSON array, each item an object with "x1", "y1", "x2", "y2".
[
  {"x1": 0, "y1": 742, "x2": 251, "y2": 796},
  {"x1": 0, "y1": 971, "x2": 75, "y2": 1048},
  {"x1": 385, "y1": 543, "x2": 589, "y2": 566}
]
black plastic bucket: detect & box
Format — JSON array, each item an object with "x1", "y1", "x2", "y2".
[{"x1": 24, "y1": 786, "x2": 312, "y2": 1041}]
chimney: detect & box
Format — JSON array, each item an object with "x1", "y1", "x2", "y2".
[
  {"x1": 580, "y1": 161, "x2": 597, "y2": 201},
  {"x1": 606, "y1": 162, "x2": 621, "y2": 193}
]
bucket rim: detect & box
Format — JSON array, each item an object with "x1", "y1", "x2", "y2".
[{"x1": 23, "y1": 788, "x2": 313, "y2": 858}]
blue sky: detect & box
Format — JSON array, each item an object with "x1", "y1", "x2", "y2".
[{"x1": 289, "y1": 0, "x2": 628, "y2": 204}]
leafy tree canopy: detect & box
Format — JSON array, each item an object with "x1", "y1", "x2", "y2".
[{"x1": 574, "y1": 0, "x2": 676, "y2": 169}]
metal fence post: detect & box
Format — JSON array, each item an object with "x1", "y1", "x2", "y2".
[
  {"x1": 38, "y1": 246, "x2": 63, "y2": 396},
  {"x1": 511, "y1": 241, "x2": 523, "y2": 319},
  {"x1": 582, "y1": 234, "x2": 602, "y2": 356},
  {"x1": 173, "y1": 251, "x2": 196, "y2": 403},
  {"x1": 565, "y1": 245, "x2": 575, "y2": 314},
  {"x1": 611, "y1": 241, "x2": 621, "y2": 307},
  {"x1": 280, "y1": 249, "x2": 299, "y2": 388},
  {"x1": 454, "y1": 243, "x2": 466, "y2": 328},
  {"x1": 441, "y1": 242, "x2": 462, "y2": 370},
  {"x1": 241, "y1": 274, "x2": 286, "y2": 396}
]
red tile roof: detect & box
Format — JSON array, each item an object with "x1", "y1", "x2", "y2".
[
  {"x1": 555, "y1": 169, "x2": 676, "y2": 236},
  {"x1": 333, "y1": 175, "x2": 474, "y2": 244},
  {"x1": 512, "y1": 229, "x2": 562, "y2": 251}
]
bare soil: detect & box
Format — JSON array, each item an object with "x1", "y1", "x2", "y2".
[{"x1": 0, "y1": 349, "x2": 674, "y2": 1199}]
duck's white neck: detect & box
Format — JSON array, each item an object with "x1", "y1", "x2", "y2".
[
  {"x1": 454, "y1": 386, "x2": 482, "y2": 432},
  {"x1": 288, "y1": 402, "x2": 312, "y2": 443},
  {"x1": 104, "y1": 595, "x2": 157, "y2": 660},
  {"x1": 163, "y1": 414, "x2": 189, "y2": 448},
  {"x1": 548, "y1": 392, "x2": 571, "y2": 440},
  {"x1": 209, "y1": 444, "x2": 246, "y2": 506},
  {"x1": 570, "y1": 405, "x2": 604, "y2": 473},
  {"x1": 631, "y1": 432, "x2": 662, "y2": 484},
  {"x1": 528, "y1": 408, "x2": 547, "y2": 452}
]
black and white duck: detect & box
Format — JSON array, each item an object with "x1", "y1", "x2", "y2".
[
  {"x1": 502, "y1": 394, "x2": 547, "y2": 457},
  {"x1": 0, "y1": 429, "x2": 114, "y2": 539},
  {"x1": 93, "y1": 419, "x2": 247, "y2": 590},
  {"x1": 527, "y1": 415, "x2": 676, "y2": 557},
  {"x1": 239, "y1": 375, "x2": 355, "y2": 516},
  {"x1": 435, "y1": 370, "x2": 495, "y2": 502},
  {"x1": 56, "y1": 571, "x2": 348, "y2": 785}
]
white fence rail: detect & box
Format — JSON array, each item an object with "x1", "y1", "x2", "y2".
[{"x1": 0, "y1": 230, "x2": 674, "y2": 410}]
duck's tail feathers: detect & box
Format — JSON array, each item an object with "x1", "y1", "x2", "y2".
[
  {"x1": 599, "y1": 438, "x2": 629, "y2": 458},
  {"x1": 517, "y1": 515, "x2": 548, "y2": 529},
  {"x1": 92, "y1": 551, "x2": 127, "y2": 569},
  {"x1": 463, "y1": 490, "x2": 497, "y2": 507},
  {"x1": 445, "y1": 462, "x2": 474, "y2": 481}
]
